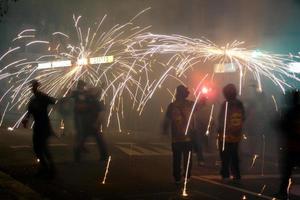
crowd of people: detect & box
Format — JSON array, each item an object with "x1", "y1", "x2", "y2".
[
  {"x1": 162, "y1": 84, "x2": 300, "y2": 199},
  {"x1": 21, "y1": 79, "x2": 300, "y2": 199}
]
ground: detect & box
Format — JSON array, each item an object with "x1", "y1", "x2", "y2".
[{"x1": 0, "y1": 128, "x2": 299, "y2": 200}]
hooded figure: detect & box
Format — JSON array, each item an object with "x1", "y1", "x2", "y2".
[
  {"x1": 218, "y1": 84, "x2": 245, "y2": 180},
  {"x1": 162, "y1": 85, "x2": 195, "y2": 185}
]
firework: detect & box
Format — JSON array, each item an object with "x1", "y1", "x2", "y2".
[
  {"x1": 0, "y1": 9, "x2": 156, "y2": 129},
  {"x1": 130, "y1": 33, "x2": 300, "y2": 94}
]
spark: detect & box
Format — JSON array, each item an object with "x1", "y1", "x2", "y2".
[
  {"x1": 130, "y1": 34, "x2": 300, "y2": 94},
  {"x1": 251, "y1": 154, "x2": 259, "y2": 168},
  {"x1": 222, "y1": 101, "x2": 228, "y2": 151},
  {"x1": 205, "y1": 104, "x2": 214, "y2": 136},
  {"x1": 102, "y1": 156, "x2": 112, "y2": 184},
  {"x1": 258, "y1": 185, "x2": 266, "y2": 196},
  {"x1": 60, "y1": 120, "x2": 65, "y2": 130},
  {"x1": 271, "y1": 95, "x2": 278, "y2": 112},
  {"x1": 287, "y1": 178, "x2": 292, "y2": 197},
  {"x1": 182, "y1": 151, "x2": 191, "y2": 197},
  {"x1": 36, "y1": 158, "x2": 40, "y2": 163},
  {"x1": 242, "y1": 195, "x2": 247, "y2": 200}
]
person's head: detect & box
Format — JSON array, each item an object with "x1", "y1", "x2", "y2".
[
  {"x1": 77, "y1": 80, "x2": 86, "y2": 91},
  {"x1": 30, "y1": 79, "x2": 40, "y2": 94},
  {"x1": 176, "y1": 85, "x2": 189, "y2": 100},
  {"x1": 223, "y1": 83, "x2": 237, "y2": 101}
]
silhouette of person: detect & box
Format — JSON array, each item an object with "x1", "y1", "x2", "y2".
[
  {"x1": 74, "y1": 87, "x2": 108, "y2": 162},
  {"x1": 217, "y1": 84, "x2": 245, "y2": 180},
  {"x1": 192, "y1": 96, "x2": 211, "y2": 166},
  {"x1": 162, "y1": 85, "x2": 194, "y2": 185},
  {"x1": 277, "y1": 90, "x2": 300, "y2": 199},
  {"x1": 70, "y1": 80, "x2": 89, "y2": 162},
  {"x1": 22, "y1": 80, "x2": 56, "y2": 177}
]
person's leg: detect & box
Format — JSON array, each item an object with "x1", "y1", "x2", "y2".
[
  {"x1": 94, "y1": 132, "x2": 108, "y2": 160},
  {"x1": 194, "y1": 133, "x2": 204, "y2": 163},
  {"x1": 172, "y1": 142, "x2": 182, "y2": 182},
  {"x1": 219, "y1": 141, "x2": 230, "y2": 179},
  {"x1": 32, "y1": 132, "x2": 47, "y2": 174},
  {"x1": 183, "y1": 142, "x2": 193, "y2": 179},
  {"x1": 231, "y1": 142, "x2": 241, "y2": 179}
]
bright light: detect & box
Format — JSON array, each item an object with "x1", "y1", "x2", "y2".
[
  {"x1": 288, "y1": 62, "x2": 300, "y2": 73},
  {"x1": 37, "y1": 56, "x2": 114, "y2": 70},
  {"x1": 37, "y1": 62, "x2": 52, "y2": 69},
  {"x1": 201, "y1": 86, "x2": 208, "y2": 94},
  {"x1": 37, "y1": 60, "x2": 71, "y2": 70},
  {"x1": 7, "y1": 127, "x2": 14, "y2": 131},
  {"x1": 214, "y1": 63, "x2": 237, "y2": 73},
  {"x1": 52, "y1": 60, "x2": 71, "y2": 68},
  {"x1": 77, "y1": 58, "x2": 88, "y2": 65},
  {"x1": 90, "y1": 56, "x2": 114, "y2": 64},
  {"x1": 251, "y1": 50, "x2": 262, "y2": 58}
]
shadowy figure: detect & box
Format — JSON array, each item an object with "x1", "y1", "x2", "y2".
[
  {"x1": 74, "y1": 87, "x2": 108, "y2": 162},
  {"x1": 70, "y1": 80, "x2": 89, "y2": 162},
  {"x1": 277, "y1": 90, "x2": 300, "y2": 199},
  {"x1": 192, "y1": 96, "x2": 210, "y2": 166},
  {"x1": 217, "y1": 84, "x2": 245, "y2": 180},
  {"x1": 22, "y1": 80, "x2": 56, "y2": 178},
  {"x1": 162, "y1": 85, "x2": 194, "y2": 185}
]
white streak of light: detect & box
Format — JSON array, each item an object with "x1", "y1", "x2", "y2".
[
  {"x1": 251, "y1": 154, "x2": 259, "y2": 168},
  {"x1": 271, "y1": 95, "x2": 278, "y2": 112},
  {"x1": 26, "y1": 40, "x2": 49, "y2": 46},
  {"x1": 222, "y1": 101, "x2": 228, "y2": 151},
  {"x1": 258, "y1": 185, "x2": 266, "y2": 196},
  {"x1": 102, "y1": 156, "x2": 112, "y2": 184},
  {"x1": 206, "y1": 104, "x2": 214, "y2": 135},
  {"x1": 287, "y1": 178, "x2": 292, "y2": 196},
  {"x1": 182, "y1": 151, "x2": 191, "y2": 197}
]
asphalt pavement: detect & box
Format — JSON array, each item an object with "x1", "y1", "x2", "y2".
[{"x1": 0, "y1": 128, "x2": 299, "y2": 200}]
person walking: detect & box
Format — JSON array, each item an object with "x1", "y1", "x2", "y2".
[
  {"x1": 22, "y1": 80, "x2": 56, "y2": 178},
  {"x1": 162, "y1": 85, "x2": 195, "y2": 185}
]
